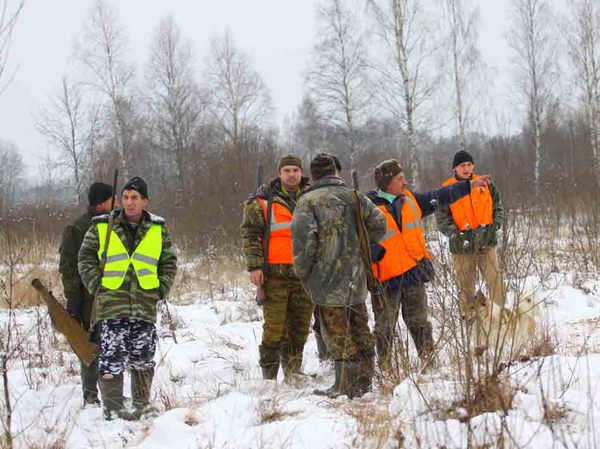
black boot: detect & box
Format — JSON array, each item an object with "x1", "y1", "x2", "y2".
[
  {"x1": 354, "y1": 353, "x2": 374, "y2": 397},
  {"x1": 314, "y1": 361, "x2": 342, "y2": 397},
  {"x1": 259, "y1": 344, "x2": 280, "y2": 380},
  {"x1": 99, "y1": 374, "x2": 133, "y2": 420},
  {"x1": 338, "y1": 360, "x2": 362, "y2": 399},
  {"x1": 131, "y1": 368, "x2": 158, "y2": 419}
]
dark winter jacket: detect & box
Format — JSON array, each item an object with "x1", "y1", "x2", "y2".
[
  {"x1": 291, "y1": 175, "x2": 386, "y2": 307},
  {"x1": 59, "y1": 210, "x2": 101, "y2": 328}
]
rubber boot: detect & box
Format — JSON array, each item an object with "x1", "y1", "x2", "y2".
[
  {"x1": 354, "y1": 353, "x2": 375, "y2": 397},
  {"x1": 259, "y1": 344, "x2": 280, "y2": 380},
  {"x1": 375, "y1": 330, "x2": 393, "y2": 372},
  {"x1": 131, "y1": 368, "x2": 158, "y2": 419},
  {"x1": 99, "y1": 374, "x2": 132, "y2": 420},
  {"x1": 339, "y1": 360, "x2": 362, "y2": 399},
  {"x1": 284, "y1": 345, "x2": 309, "y2": 385},
  {"x1": 314, "y1": 361, "x2": 342, "y2": 397}
]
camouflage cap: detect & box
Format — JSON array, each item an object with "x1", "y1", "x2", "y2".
[
  {"x1": 310, "y1": 152, "x2": 341, "y2": 179},
  {"x1": 373, "y1": 159, "x2": 403, "y2": 190},
  {"x1": 278, "y1": 154, "x2": 303, "y2": 170}
]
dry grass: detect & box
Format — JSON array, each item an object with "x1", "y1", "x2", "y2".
[
  {"x1": 454, "y1": 374, "x2": 516, "y2": 419},
  {"x1": 344, "y1": 399, "x2": 404, "y2": 449},
  {"x1": 255, "y1": 397, "x2": 298, "y2": 424}
]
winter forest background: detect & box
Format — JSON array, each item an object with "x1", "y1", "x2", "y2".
[
  {"x1": 3, "y1": 0, "x2": 600, "y2": 448},
  {"x1": 0, "y1": 0, "x2": 598, "y2": 257}
]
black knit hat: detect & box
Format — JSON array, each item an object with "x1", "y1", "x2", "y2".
[
  {"x1": 88, "y1": 182, "x2": 113, "y2": 208},
  {"x1": 278, "y1": 154, "x2": 303, "y2": 170},
  {"x1": 122, "y1": 176, "x2": 148, "y2": 199},
  {"x1": 310, "y1": 152, "x2": 341, "y2": 179},
  {"x1": 452, "y1": 150, "x2": 474, "y2": 168},
  {"x1": 373, "y1": 159, "x2": 403, "y2": 190}
]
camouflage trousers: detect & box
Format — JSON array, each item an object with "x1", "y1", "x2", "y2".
[
  {"x1": 98, "y1": 317, "x2": 157, "y2": 376},
  {"x1": 260, "y1": 273, "x2": 314, "y2": 373},
  {"x1": 318, "y1": 303, "x2": 375, "y2": 362},
  {"x1": 373, "y1": 283, "x2": 433, "y2": 367}
]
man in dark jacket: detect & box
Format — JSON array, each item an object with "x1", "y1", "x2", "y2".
[
  {"x1": 292, "y1": 153, "x2": 387, "y2": 398},
  {"x1": 368, "y1": 160, "x2": 490, "y2": 370},
  {"x1": 59, "y1": 182, "x2": 116, "y2": 406}
]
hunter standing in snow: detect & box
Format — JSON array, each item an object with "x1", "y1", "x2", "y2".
[
  {"x1": 367, "y1": 159, "x2": 491, "y2": 370},
  {"x1": 59, "y1": 182, "x2": 117, "y2": 407},
  {"x1": 241, "y1": 155, "x2": 314, "y2": 382},
  {"x1": 292, "y1": 153, "x2": 386, "y2": 399},
  {"x1": 78, "y1": 176, "x2": 177, "y2": 420},
  {"x1": 436, "y1": 150, "x2": 504, "y2": 326}
]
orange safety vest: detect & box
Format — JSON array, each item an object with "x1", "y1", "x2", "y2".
[
  {"x1": 257, "y1": 198, "x2": 293, "y2": 265},
  {"x1": 442, "y1": 174, "x2": 493, "y2": 231},
  {"x1": 372, "y1": 190, "x2": 432, "y2": 282}
]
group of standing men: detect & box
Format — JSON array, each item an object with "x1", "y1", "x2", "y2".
[{"x1": 242, "y1": 150, "x2": 503, "y2": 399}]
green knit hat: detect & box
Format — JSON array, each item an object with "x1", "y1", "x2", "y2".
[{"x1": 278, "y1": 154, "x2": 303, "y2": 170}]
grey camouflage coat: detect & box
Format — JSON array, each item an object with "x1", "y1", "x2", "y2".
[{"x1": 291, "y1": 176, "x2": 386, "y2": 307}]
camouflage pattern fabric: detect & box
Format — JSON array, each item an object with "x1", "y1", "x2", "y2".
[
  {"x1": 436, "y1": 180, "x2": 504, "y2": 255},
  {"x1": 318, "y1": 304, "x2": 375, "y2": 361},
  {"x1": 291, "y1": 175, "x2": 386, "y2": 307},
  {"x1": 374, "y1": 283, "x2": 433, "y2": 366},
  {"x1": 98, "y1": 317, "x2": 156, "y2": 376},
  {"x1": 78, "y1": 209, "x2": 177, "y2": 324}
]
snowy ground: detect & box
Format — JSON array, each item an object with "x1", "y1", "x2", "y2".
[{"x1": 2, "y1": 270, "x2": 600, "y2": 449}]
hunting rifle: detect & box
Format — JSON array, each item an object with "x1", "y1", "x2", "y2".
[{"x1": 351, "y1": 170, "x2": 385, "y2": 311}]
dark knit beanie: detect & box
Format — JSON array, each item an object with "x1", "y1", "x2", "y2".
[
  {"x1": 122, "y1": 176, "x2": 148, "y2": 199},
  {"x1": 373, "y1": 159, "x2": 403, "y2": 190},
  {"x1": 88, "y1": 182, "x2": 113, "y2": 208},
  {"x1": 452, "y1": 150, "x2": 474, "y2": 168},
  {"x1": 310, "y1": 152, "x2": 340, "y2": 179},
  {"x1": 278, "y1": 154, "x2": 303, "y2": 170}
]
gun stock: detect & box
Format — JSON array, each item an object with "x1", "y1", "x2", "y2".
[{"x1": 31, "y1": 279, "x2": 99, "y2": 367}]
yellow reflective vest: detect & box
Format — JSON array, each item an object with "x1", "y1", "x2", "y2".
[{"x1": 97, "y1": 222, "x2": 163, "y2": 290}]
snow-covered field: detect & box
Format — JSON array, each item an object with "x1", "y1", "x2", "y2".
[{"x1": 2, "y1": 269, "x2": 600, "y2": 449}]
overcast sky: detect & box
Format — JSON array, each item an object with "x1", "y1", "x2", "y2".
[{"x1": 0, "y1": 0, "x2": 513, "y2": 177}]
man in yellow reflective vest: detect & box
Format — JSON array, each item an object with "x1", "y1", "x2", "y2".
[
  {"x1": 78, "y1": 177, "x2": 177, "y2": 420},
  {"x1": 368, "y1": 159, "x2": 490, "y2": 369},
  {"x1": 241, "y1": 155, "x2": 314, "y2": 382}
]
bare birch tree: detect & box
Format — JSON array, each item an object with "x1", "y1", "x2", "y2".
[
  {"x1": 509, "y1": 0, "x2": 555, "y2": 196},
  {"x1": 367, "y1": 0, "x2": 439, "y2": 190},
  {"x1": 562, "y1": 0, "x2": 600, "y2": 182},
  {"x1": 0, "y1": 139, "x2": 22, "y2": 205},
  {"x1": 36, "y1": 78, "x2": 100, "y2": 204},
  {"x1": 0, "y1": 0, "x2": 24, "y2": 96},
  {"x1": 75, "y1": 0, "x2": 135, "y2": 174},
  {"x1": 307, "y1": 0, "x2": 370, "y2": 169},
  {"x1": 204, "y1": 32, "x2": 272, "y2": 150},
  {"x1": 441, "y1": 0, "x2": 482, "y2": 150},
  {"x1": 147, "y1": 15, "x2": 202, "y2": 204}
]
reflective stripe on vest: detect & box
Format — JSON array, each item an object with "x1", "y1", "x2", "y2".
[
  {"x1": 257, "y1": 198, "x2": 294, "y2": 265},
  {"x1": 442, "y1": 174, "x2": 493, "y2": 231},
  {"x1": 97, "y1": 222, "x2": 163, "y2": 290},
  {"x1": 372, "y1": 190, "x2": 432, "y2": 282}
]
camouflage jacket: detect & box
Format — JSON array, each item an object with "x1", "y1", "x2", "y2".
[
  {"x1": 59, "y1": 210, "x2": 102, "y2": 327},
  {"x1": 435, "y1": 176, "x2": 504, "y2": 254},
  {"x1": 78, "y1": 209, "x2": 178, "y2": 324},
  {"x1": 291, "y1": 175, "x2": 386, "y2": 307},
  {"x1": 240, "y1": 176, "x2": 310, "y2": 278}
]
